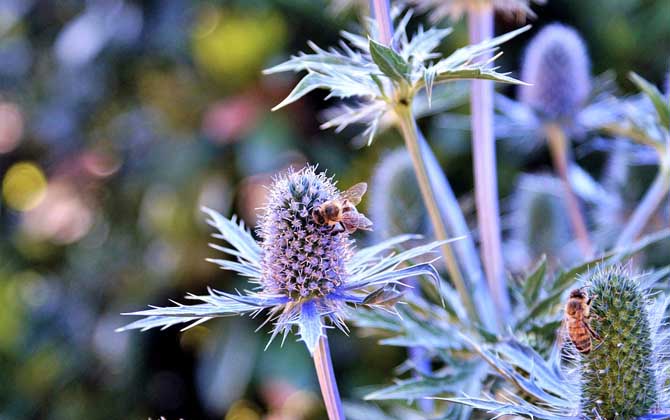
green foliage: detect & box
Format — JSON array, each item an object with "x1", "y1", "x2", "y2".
[
  {"x1": 581, "y1": 267, "x2": 657, "y2": 418},
  {"x1": 369, "y1": 39, "x2": 411, "y2": 84}
]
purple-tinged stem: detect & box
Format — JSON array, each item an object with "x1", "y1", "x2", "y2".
[
  {"x1": 545, "y1": 123, "x2": 595, "y2": 257},
  {"x1": 313, "y1": 334, "x2": 345, "y2": 420},
  {"x1": 467, "y1": 5, "x2": 510, "y2": 322},
  {"x1": 616, "y1": 163, "x2": 670, "y2": 248},
  {"x1": 370, "y1": 0, "x2": 393, "y2": 46}
]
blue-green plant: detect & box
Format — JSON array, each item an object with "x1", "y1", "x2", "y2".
[
  {"x1": 599, "y1": 73, "x2": 670, "y2": 248},
  {"x1": 356, "y1": 228, "x2": 670, "y2": 418},
  {"x1": 265, "y1": 2, "x2": 529, "y2": 328},
  {"x1": 118, "y1": 166, "x2": 446, "y2": 420},
  {"x1": 440, "y1": 263, "x2": 670, "y2": 419}
]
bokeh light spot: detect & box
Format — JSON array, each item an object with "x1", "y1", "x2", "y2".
[
  {"x1": 0, "y1": 101, "x2": 24, "y2": 154},
  {"x1": 2, "y1": 162, "x2": 47, "y2": 211},
  {"x1": 225, "y1": 400, "x2": 261, "y2": 420}
]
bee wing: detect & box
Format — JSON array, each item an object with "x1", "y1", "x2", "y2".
[
  {"x1": 341, "y1": 182, "x2": 367, "y2": 205},
  {"x1": 341, "y1": 211, "x2": 373, "y2": 230}
]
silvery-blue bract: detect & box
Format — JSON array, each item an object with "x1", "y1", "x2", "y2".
[{"x1": 118, "y1": 166, "x2": 444, "y2": 354}]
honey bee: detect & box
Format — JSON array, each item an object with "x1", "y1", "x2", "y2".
[
  {"x1": 563, "y1": 288, "x2": 600, "y2": 354},
  {"x1": 312, "y1": 182, "x2": 373, "y2": 233}
]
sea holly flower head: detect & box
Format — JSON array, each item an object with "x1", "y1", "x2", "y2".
[
  {"x1": 118, "y1": 166, "x2": 444, "y2": 354},
  {"x1": 519, "y1": 23, "x2": 591, "y2": 123},
  {"x1": 495, "y1": 24, "x2": 619, "y2": 153},
  {"x1": 264, "y1": 10, "x2": 529, "y2": 145}
]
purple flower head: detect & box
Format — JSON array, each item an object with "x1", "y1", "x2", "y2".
[
  {"x1": 118, "y1": 165, "x2": 445, "y2": 354},
  {"x1": 258, "y1": 167, "x2": 351, "y2": 299},
  {"x1": 519, "y1": 23, "x2": 591, "y2": 122}
]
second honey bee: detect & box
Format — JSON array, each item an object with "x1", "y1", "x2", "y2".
[
  {"x1": 563, "y1": 288, "x2": 600, "y2": 354},
  {"x1": 312, "y1": 182, "x2": 373, "y2": 234}
]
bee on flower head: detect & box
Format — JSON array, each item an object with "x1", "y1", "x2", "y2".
[
  {"x1": 563, "y1": 288, "x2": 600, "y2": 354},
  {"x1": 312, "y1": 182, "x2": 372, "y2": 234}
]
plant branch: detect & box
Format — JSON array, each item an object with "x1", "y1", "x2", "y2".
[
  {"x1": 600, "y1": 123, "x2": 664, "y2": 153},
  {"x1": 616, "y1": 162, "x2": 670, "y2": 247},
  {"x1": 395, "y1": 105, "x2": 478, "y2": 322},
  {"x1": 467, "y1": 5, "x2": 510, "y2": 321},
  {"x1": 313, "y1": 334, "x2": 345, "y2": 420},
  {"x1": 545, "y1": 123, "x2": 595, "y2": 258}
]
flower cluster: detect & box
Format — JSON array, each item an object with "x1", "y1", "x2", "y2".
[
  {"x1": 119, "y1": 166, "x2": 444, "y2": 354},
  {"x1": 258, "y1": 168, "x2": 351, "y2": 299}
]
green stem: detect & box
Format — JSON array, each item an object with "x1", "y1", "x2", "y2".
[
  {"x1": 396, "y1": 104, "x2": 478, "y2": 322},
  {"x1": 546, "y1": 123, "x2": 595, "y2": 258},
  {"x1": 313, "y1": 334, "x2": 344, "y2": 420}
]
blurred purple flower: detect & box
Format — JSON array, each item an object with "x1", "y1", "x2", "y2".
[
  {"x1": 519, "y1": 23, "x2": 591, "y2": 122},
  {"x1": 119, "y1": 166, "x2": 444, "y2": 354}
]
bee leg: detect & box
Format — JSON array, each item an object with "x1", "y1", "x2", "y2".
[
  {"x1": 586, "y1": 322, "x2": 601, "y2": 341},
  {"x1": 592, "y1": 334, "x2": 607, "y2": 352},
  {"x1": 330, "y1": 223, "x2": 345, "y2": 234}
]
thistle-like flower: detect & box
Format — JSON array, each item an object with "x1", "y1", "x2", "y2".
[
  {"x1": 580, "y1": 266, "x2": 660, "y2": 418},
  {"x1": 520, "y1": 24, "x2": 591, "y2": 123},
  {"x1": 496, "y1": 24, "x2": 617, "y2": 150},
  {"x1": 118, "y1": 166, "x2": 443, "y2": 355}
]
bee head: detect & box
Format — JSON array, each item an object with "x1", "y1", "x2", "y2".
[
  {"x1": 312, "y1": 208, "x2": 325, "y2": 225},
  {"x1": 570, "y1": 288, "x2": 586, "y2": 299}
]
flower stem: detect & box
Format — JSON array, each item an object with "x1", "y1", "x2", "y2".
[
  {"x1": 369, "y1": 0, "x2": 393, "y2": 46},
  {"x1": 313, "y1": 334, "x2": 344, "y2": 420},
  {"x1": 396, "y1": 105, "x2": 478, "y2": 322},
  {"x1": 545, "y1": 123, "x2": 595, "y2": 258},
  {"x1": 467, "y1": 5, "x2": 510, "y2": 321},
  {"x1": 616, "y1": 162, "x2": 670, "y2": 247}
]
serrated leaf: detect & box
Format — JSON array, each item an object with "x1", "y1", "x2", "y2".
[
  {"x1": 629, "y1": 72, "x2": 670, "y2": 130},
  {"x1": 369, "y1": 39, "x2": 410, "y2": 84},
  {"x1": 523, "y1": 255, "x2": 547, "y2": 306},
  {"x1": 433, "y1": 67, "x2": 527, "y2": 85},
  {"x1": 271, "y1": 72, "x2": 327, "y2": 111}
]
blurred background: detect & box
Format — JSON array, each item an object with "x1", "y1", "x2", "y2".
[{"x1": 1, "y1": 0, "x2": 669, "y2": 419}]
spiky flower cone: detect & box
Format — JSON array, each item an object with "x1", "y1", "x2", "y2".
[
  {"x1": 257, "y1": 167, "x2": 353, "y2": 299},
  {"x1": 519, "y1": 23, "x2": 591, "y2": 122},
  {"x1": 580, "y1": 267, "x2": 657, "y2": 418}
]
